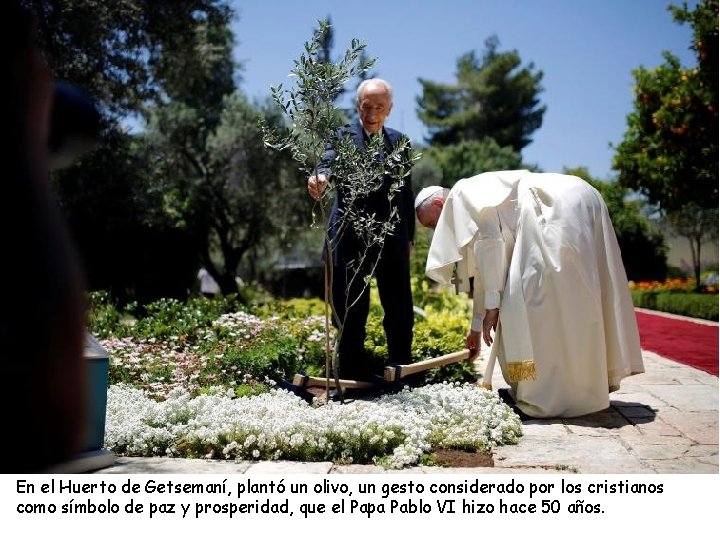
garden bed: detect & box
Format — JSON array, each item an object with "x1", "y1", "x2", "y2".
[{"x1": 104, "y1": 382, "x2": 521, "y2": 469}]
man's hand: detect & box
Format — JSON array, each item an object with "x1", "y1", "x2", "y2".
[
  {"x1": 466, "y1": 330, "x2": 481, "y2": 360},
  {"x1": 308, "y1": 174, "x2": 328, "y2": 200},
  {"x1": 483, "y1": 308, "x2": 499, "y2": 346}
]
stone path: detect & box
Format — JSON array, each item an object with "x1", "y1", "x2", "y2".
[{"x1": 492, "y1": 350, "x2": 718, "y2": 474}]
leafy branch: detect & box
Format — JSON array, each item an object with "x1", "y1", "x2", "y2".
[{"x1": 263, "y1": 19, "x2": 417, "y2": 400}]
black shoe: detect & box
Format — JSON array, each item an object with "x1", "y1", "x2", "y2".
[
  {"x1": 497, "y1": 388, "x2": 532, "y2": 420},
  {"x1": 497, "y1": 387, "x2": 514, "y2": 405},
  {"x1": 330, "y1": 386, "x2": 365, "y2": 402},
  {"x1": 331, "y1": 385, "x2": 381, "y2": 402}
]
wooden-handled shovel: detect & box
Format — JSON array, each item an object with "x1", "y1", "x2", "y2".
[{"x1": 383, "y1": 349, "x2": 471, "y2": 382}]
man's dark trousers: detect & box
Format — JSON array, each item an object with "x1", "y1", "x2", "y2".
[
  {"x1": 331, "y1": 239, "x2": 413, "y2": 381},
  {"x1": 321, "y1": 122, "x2": 415, "y2": 381}
]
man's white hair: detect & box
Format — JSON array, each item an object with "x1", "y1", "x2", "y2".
[{"x1": 356, "y1": 78, "x2": 393, "y2": 104}]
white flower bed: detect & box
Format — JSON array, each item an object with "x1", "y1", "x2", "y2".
[{"x1": 105, "y1": 382, "x2": 522, "y2": 469}]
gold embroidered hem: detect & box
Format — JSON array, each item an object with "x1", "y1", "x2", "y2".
[{"x1": 507, "y1": 360, "x2": 536, "y2": 382}]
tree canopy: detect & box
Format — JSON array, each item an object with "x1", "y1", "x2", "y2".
[
  {"x1": 417, "y1": 36, "x2": 546, "y2": 151},
  {"x1": 565, "y1": 168, "x2": 667, "y2": 282},
  {"x1": 27, "y1": 1, "x2": 307, "y2": 301},
  {"x1": 420, "y1": 138, "x2": 525, "y2": 187},
  {"x1": 25, "y1": 0, "x2": 235, "y2": 122},
  {"x1": 612, "y1": 0, "x2": 718, "y2": 213}
]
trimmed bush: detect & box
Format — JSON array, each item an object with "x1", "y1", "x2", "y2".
[
  {"x1": 632, "y1": 290, "x2": 718, "y2": 321},
  {"x1": 631, "y1": 290, "x2": 660, "y2": 310},
  {"x1": 655, "y1": 294, "x2": 718, "y2": 321}
]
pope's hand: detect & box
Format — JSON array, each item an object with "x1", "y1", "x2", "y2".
[
  {"x1": 308, "y1": 174, "x2": 328, "y2": 200},
  {"x1": 466, "y1": 330, "x2": 481, "y2": 360},
  {"x1": 483, "y1": 308, "x2": 499, "y2": 346}
]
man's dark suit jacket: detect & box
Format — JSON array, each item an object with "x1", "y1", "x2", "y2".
[{"x1": 317, "y1": 121, "x2": 415, "y2": 265}]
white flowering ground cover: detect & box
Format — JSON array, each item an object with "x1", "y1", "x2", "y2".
[
  {"x1": 105, "y1": 382, "x2": 523, "y2": 469},
  {"x1": 98, "y1": 306, "x2": 523, "y2": 468}
]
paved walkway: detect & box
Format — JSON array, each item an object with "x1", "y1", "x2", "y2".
[{"x1": 85, "y1": 345, "x2": 717, "y2": 475}]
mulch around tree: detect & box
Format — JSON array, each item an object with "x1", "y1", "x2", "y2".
[{"x1": 432, "y1": 449, "x2": 494, "y2": 468}]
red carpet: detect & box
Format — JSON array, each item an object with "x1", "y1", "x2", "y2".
[{"x1": 635, "y1": 309, "x2": 718, "y2": 376}]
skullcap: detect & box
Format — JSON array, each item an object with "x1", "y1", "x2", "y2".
[{"x1": 414, "y1": 186, "x2": 444, "y2": 209}]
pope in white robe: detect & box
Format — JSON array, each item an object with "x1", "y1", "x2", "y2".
[{"x1": 415, "y1": 170, "x2": 644, "y2": 418}]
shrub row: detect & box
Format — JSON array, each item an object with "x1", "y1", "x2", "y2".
[{"x1": 631, "y1": 291, "x2": 718, "y2": 321}]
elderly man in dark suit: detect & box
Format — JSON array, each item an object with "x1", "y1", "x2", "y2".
[{"x1": 308, "y1": 78, "x2": 416, "y2": 382}]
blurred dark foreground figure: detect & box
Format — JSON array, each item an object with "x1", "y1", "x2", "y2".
[{"x1": 1, "y1": 1, "x2": 99, "y2": 472}]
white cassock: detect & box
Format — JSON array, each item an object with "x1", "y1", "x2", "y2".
[{"x1": 426, "y1": 170, "x2": 644, "y2": 418}]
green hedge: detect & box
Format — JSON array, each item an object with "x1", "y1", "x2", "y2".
[{"x1": 631, "y1": 291, "x2": 718, "y2": 321}]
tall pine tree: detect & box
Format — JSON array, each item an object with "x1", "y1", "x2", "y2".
[{"x1": 417, "y1": 36, "x2": 545, "y2": 151}]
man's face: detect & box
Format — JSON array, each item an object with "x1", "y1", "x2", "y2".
[
  {"x1": 357, "y1": 83, "x2": 392, "y2": 134},
  {"x1": 416, "y1": 199, "x2": 444, "y2": 230}
]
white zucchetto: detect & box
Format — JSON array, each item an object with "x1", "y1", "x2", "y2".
[{"x1": 414, "y1": 186, "x2": 444, "y2": 209}]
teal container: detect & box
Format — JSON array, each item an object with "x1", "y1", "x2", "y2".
[{"x1": 83, "y1": 333, "x2": 109, "y2": 452}]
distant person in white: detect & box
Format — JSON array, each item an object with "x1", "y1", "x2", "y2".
[
  {"x1": 197, "y1": 267, "x2": 220, "y2": 298},
  {"x1": 415, "y1": 170, "x2": 644, "y2": 418}
]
